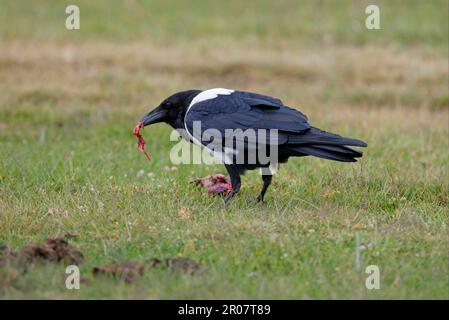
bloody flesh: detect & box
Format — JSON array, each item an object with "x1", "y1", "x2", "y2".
[
  {"x1": 133, "y1": 122, "x2": 152, "y2": 161},
  {"x1": 206, "y1": 173, "x2": 232, "y2": 195},
  {"x1": 192, "y1": 173, "x2": 232, "y2": 195}
]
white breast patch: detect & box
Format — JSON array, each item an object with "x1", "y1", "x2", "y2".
[
  {"x1": 188, "y1": 88, "x2": 234, "y2": 109},
  {"x1": 184, "y1": 88, "x2": 235, "y2": 164}
]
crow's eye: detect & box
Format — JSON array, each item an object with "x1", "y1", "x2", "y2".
[{"x1": 163, "y1": 101, "x2": 172, "y2": 108}]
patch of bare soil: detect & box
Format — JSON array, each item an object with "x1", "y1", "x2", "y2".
[
  {"x1": 0, "y1": 244, "x2": 16, "y2": 266},
  {"x1": 0, "y1": 238, "x2": 83, "y2": 270},
  {"x1": 1, "y1": 238, "x2": 202, "y2": 285},
  {"x1": 93, "y1": 261, "x2": 144, "y2": 283},
  {"x1": 19, "y1": 238, "x2": 84, "y2": 265},
  {"x1": 150, "y1": 257, "x2": 202, "y2": 275},
  {"x1": 93, "y1": 257, "x2": 202, "y2": 283}
]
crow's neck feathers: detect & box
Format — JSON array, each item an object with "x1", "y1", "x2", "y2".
[
  {"x1": 188, "y1": 88, "x2": 234, "y2": 109},
  {"x1": 182, "y1": 88, "x2": 234, "y2": 147}
]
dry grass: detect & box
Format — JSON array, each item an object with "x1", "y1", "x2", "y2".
[{"x1": 1, "y1": 40, "x2": 447, "y2": 112}]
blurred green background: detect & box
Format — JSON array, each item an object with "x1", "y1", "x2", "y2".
[{"x1": 0, "y1": 0, "x2": 447, "y2": 47}]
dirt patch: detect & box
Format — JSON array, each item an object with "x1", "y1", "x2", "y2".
[
  {"x1": 93, "y1": 257, "x2": 202, "y2": 283},
  {"x1": 2, "y1": 239, "x2": 201, "y2": 285},
  {"x1": 0, "y1": 238, "x2": 83, "y2": 269},
  {"x1": 0, "y1": 244, "x2": 16, "y2": 266},
  {"x1": 164, "y1": 257, "x2": 202, "y2": 274},
  {"x1": 93, "y1": 261, "x2": 144, "y2": 283},
  {"x1": 19, "y1": 238, "x2": 83, "y2": 265},
  {"x1": 148, "y1": 257, "x2": 202, "y2": 275}
]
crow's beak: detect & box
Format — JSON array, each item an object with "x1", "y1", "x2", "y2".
[{"x1": 140, "y1": 108, "x2": 166, "y2": 126}]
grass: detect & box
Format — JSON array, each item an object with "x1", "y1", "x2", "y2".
[
  {"x1": 0, "y1": 0, "x2": 447, "y2": 48},
  {"x1": 0, "y1": 0, "x2": 448, "y2": 299}
]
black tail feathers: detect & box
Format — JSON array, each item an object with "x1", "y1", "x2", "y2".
[{"x1": 287, "y1": 127, "x2": 367, "y2": 162}]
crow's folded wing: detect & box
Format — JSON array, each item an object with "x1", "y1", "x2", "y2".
[{"x1": 184, "y1": 91, "x2": 310, "y2": 147}]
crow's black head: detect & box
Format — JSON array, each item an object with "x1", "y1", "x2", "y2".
[{"x1": 140, "y1": 89, "x2": 201, "y2": 129}]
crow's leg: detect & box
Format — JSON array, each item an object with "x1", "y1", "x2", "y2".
[
  {"x1": 223, "y1": 165, "x2": 241, "y2": 205},
  {"x1": 257, "y1": 174, "x2": 272, "y2": 202}
]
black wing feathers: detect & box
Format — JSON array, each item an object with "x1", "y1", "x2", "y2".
[
  {"x1": 286, "y1": 127, "x2": 367, "y2": 147},
  {"x1": 184, "y1": 90, "x2": 366, "y2": 163},
  {"x1": 185, "y1": 91, "x2": 310, "y2": 135}
]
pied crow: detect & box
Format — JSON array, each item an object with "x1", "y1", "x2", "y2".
[{"x1": 138, "y1": 88, "x2": 367, "y2": 203}]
